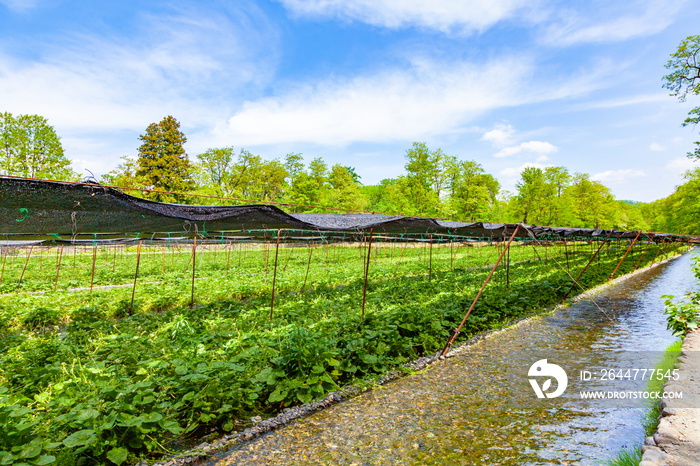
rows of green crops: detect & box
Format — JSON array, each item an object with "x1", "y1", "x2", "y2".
[{"x1": 0, "y1": 240, "x2": 688, "y2": 465}]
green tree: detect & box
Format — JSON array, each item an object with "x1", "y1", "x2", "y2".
[
  {"x1": 403, "y1": 142, "x2": 454, "y2": 216},
  {"x1": 447, "y1": 161, "x2": 500, "y2": 221},
  {"x1": 285, "y1": 156, "x2": 328, "y2": 211},
  {"x1": 0, "y1": 112, "x2": 76, "y2": 180},
  {"x1": 613, "y1": 201, "x2": 650, "y2": 231},
  {"x1": 644, "y1": 168, "x2": 700, "y2": 234},
  {"x1": 513, "y1": 167, "x2": 554, "y2": 224},
  {"x1": 322, "y1": 164, "x2": 369, "y2": 211},
  {"x1": 101, "y1": 156, "x2": 145, "y2": 196},
  {"x1": 195, "y1": 147, "x2": 235, "y2": 199},
  {"x1": 136, "y1": 115, "x2": 193, "y2": 203},
  {"x1": 193, "y1": 148, "x2": 290, "y2": 205},
  {"x1": 663, "y1": 35, "x2": 700, "y2": 159},
  {"x1": 565, "y1": 173, "x2": 618, "y2": 229}
]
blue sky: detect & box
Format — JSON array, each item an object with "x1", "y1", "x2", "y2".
[{"x1": 1, "y1": 0, "x2": 699, "y2": 202}]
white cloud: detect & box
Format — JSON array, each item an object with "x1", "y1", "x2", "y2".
[
  {"x1": 279, "y1": 0, "x2": 529, "y2": 34},
  {"x1": 665, "y1": 157, "x2": 699, "y2": 174},
  {"x1": 591, "y1": 169, "x2": 646, "y2": 183},
  {"x1": 0, "y1": 0, "x2": 38, "y2": 12},
  {"x1": 222, "y1": 57, "x2": 543, "y2": 146},
  {"x1": 220, "y1": 49, "x2": 603, "y2": 150},
  {"x1": 494, "y1": 140, "x2": 558, "y2": 158},
  {"x1": 0, "y1": 3, "x2": 278, "y2": 173},
  {"x1": 542, "y1": 0, "x2": 685, "y2": 46},
  {"x1": 576, "y1": 93, "x2": 669, "y2": 110},
  {"x1": 649, "y1": 143, "x2": 666, "y2": 152},
  {"x1": 481, "y1": 123, "x2": 516, "y2": 148},
  {"x1": 0, "y1": 6, "x2": 275, "y2": 132}
]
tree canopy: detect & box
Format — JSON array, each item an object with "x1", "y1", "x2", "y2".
[
  {"x1": 2, "y1": 111, "x2": 695, "y2": 234},
  {"x1": 136, "y1": 115, "x2": 193, "y2": 202},
  {"x1": 663, "y1": 35, "x2": 700, "y2": 159},
  {"x1": 0, "y1": 112, "x2": 76, "y2": 181}
]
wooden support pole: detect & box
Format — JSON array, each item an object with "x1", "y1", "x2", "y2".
[
  {"x1": 89, "y1": 247, "x2": 97, "y2": 294},
  {"x1": 608, "y1": 231, "x2": 642, "y2": 281},
  {"x1": 361, "y1": 228, "x2": 375, "y2": 318},
  {"x1": 190, "y1": 236, "x2": 197, "y2": 308},
  {"x1": 505, "y1": 239, "x2": 511, "y2": 288},
  {"x1": 302, "y1": 242, "x2": 313, "y2": 292},
  {"x1": 112, "y1": 246, "x2": 117, "y2": 273},
  {"x1": 129, "y1": 241, "x2": 143, "y2": 314},
  {"x1": 0, "y1": 247, "x2": 7, "y2": 284},
  {"x1": 440, "y1": 224, "x2": 521, "y2": 358},
  {"x1": 428, "y1": 234, "x2": 433, "y2": 281},
  {"x1": 54, "y1": 246, "x2": 64, "y2": 289},
  {"x1": 649, "y1": 238, "x2": 665, "y2": 267},
  {"x1": 264, "y1": 241, "x2": 270, "y2": 275},
  {"x1": 17, "y1": 245, "x2": 33, "y2": 287},
  {"x1": 632, "y1": 239, "x2": 653, "y2": 271},
  {"x1": 283, "y1": 241, "x2": 293, "y2": 272},
  {"x1": 561, "y1": 233, "x2": 612, "y2": 302},
  {"x1": 269, "y1": 230, "x2": 281, "y2": 319}
]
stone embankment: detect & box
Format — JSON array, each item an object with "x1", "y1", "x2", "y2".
[{"x1": 641, "y1": 330, "x2": 700, "y2": 466}]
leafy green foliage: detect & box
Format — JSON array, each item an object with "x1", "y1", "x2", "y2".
[
  {"x1": 0, "y1": 112, "x2": 76, "y2": 180},
  {"x1": 662, "y1": 294, "x2": 699, "y2": 337},
  {"x1": 642, "y1": 168, "x2": 700, "y2": 235},
  {"x1": 661, "y1": 256, "x2": 700, "y2": 337},
  {"x1": 136, "y1": 115, "x2": 193, "y2": 202},
  {"x1": 0, "y1": 240, "x2": 687, "y2": 464},
  {"x1": 663, "y1": 35, "x2": 700, "y2": 160}
]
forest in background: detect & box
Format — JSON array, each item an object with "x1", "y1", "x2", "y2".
[{"x1": 1, "y1": 112, "x2": 699, "y2": 235}]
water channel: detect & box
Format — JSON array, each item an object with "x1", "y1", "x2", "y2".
[{"x1": 211, "y1": 250, "x2": 698, "y2": 465}]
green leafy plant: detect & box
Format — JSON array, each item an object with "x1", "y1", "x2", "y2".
[
  {"x1": 0, "y1": 241, "x2": 688, "y2": 464},
  {"x1": 661, "y1": 293, "x2": 699, "y2": 337}
]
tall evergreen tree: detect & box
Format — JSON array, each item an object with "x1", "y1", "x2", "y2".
[{"x1": 136, "y1": 115, "x2": 193, "y2": 202}]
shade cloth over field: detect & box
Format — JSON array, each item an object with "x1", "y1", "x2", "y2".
[{"x1": 0, "y1": 177, "x2": 689, "y2": 243}]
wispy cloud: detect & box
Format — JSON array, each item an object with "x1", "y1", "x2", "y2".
[
  {"x1": 665, "y1": 157, "x2": 699, "y2": 175},
  {"x1": 279, "y1": 0, "x2": 530, "y2": 34},
  {"x1": 592, "y1": 169, "x2": 646, "y2": 183},
  {"x1": 649, "y1": 143, "x2": 666, "y2": 152},
  {"x1": 223, "y1": 57, "x2": 537, "y2": 146},
  {"x1": 0, "y1": 2, "x2": 278, "y2": 172},
  {"x1": 494, "y1": 140, "x2": 558, "y2": 158},
  {"x1": 575, "y1": 93, "x2": 670, "y2": 111},
  {"x1": 0, "y1": 0, "x2": 38, "y2": 12},
  {"x1": 220, "y1": 53, "x2": 607, "y2": 147},
  {"x1": 541, "y1": 0, "x2": 685, "y2": 46}
]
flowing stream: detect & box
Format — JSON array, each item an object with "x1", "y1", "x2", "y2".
[{"x1": 211, "y1": 250, "x2": 698, "y2": 465}]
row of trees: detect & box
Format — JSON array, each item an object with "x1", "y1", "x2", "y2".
[
  {"x1": 101, "y1": 116, "x2": 651, "y2": 230},
  {"x1": 642, "y1": 168, "x2": 700, "y2": 235},
  {"x1": 1, "y1": 35, "x2": 698, "y2": 232},
  {"x1": 0, "y1": 112, "x2": 692, "y2": 233}
]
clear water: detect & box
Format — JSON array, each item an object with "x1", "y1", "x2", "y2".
[{"x1": 212, "y1": 250, "x2": 698, "y2": 466}]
